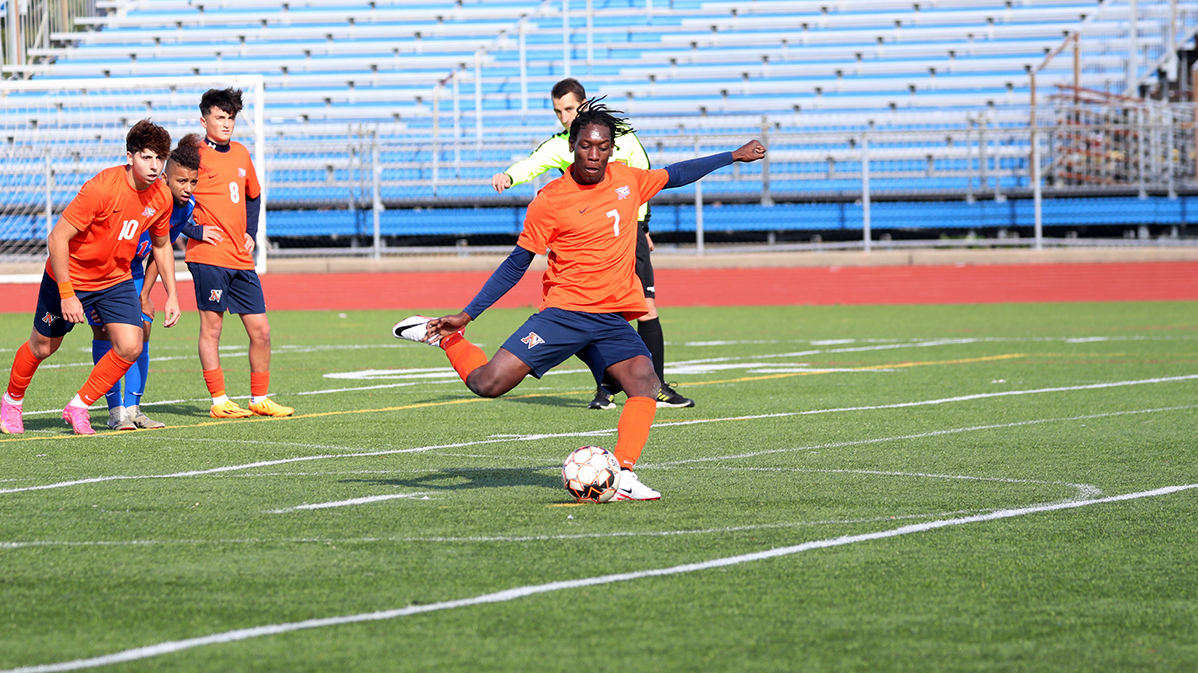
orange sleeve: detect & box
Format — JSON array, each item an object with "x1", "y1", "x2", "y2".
[
  {"x1": 58, "y1": 175, "x2": 110, "y2": 231},
  {"x1": 516, "y1": 193, "x2": 554, "y2": 254},
  {"x1": 246, "y1": 153, "x2": 261, "y2": 200},
  {"x1": 635, "y1": 167, "x2": 670, "y2": 204}
]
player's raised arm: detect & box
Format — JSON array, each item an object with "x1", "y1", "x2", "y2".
[{"x1": 661, "y1": 139, "x2": 767, "y2": 189}]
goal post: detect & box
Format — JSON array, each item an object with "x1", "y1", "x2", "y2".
[{"x1": 0, "y1": 74, "x2": 268, "y2": 281}]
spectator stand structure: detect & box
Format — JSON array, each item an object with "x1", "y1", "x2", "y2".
[{"x1": 2, "y1": 0, "x2": 1197, "y2": 267}]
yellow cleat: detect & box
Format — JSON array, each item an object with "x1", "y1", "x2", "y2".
[
  {"x1": 249, "y1": 398, "x2": 294, "y2": 417},
  {"x1": 210, "y1": 400, "x2": 253, "y2": 419}
]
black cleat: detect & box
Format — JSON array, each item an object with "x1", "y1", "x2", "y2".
[
  {"x1": 656, "y1": 382, "x2": 695, "y2": 408},
  {"x1": 587, "y1": 387, "x2": 617, "y2": 410}
]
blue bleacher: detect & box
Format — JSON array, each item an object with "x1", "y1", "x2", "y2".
[{"x1": 2, "y1": 0, "x2": 1191, "y2": 242}]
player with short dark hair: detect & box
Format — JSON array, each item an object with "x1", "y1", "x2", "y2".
[
  {"x1": 86, "y1": 133, "x2": 211, "y2": 430},
  {"x1": 490, "y1": 79, "x2": 692, "y2": 411},
  {"x1": 188, "y1": 87, "x2": 292, "y2": 419},
  {"x1": 1, "y1": 120, "x2": 180, "y2": 435},
  {"x1": 397, "y1": 101, "x2": 766, "y2": 500}
]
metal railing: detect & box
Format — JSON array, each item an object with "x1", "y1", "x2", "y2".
[{"x1": 2, "y1": 0, "x2": 99, "y2": 76}]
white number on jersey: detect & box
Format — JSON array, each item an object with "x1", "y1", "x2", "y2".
[
  {"x1": 229, "y1": 181, "x2": 241, "y2": 204},
  {"x1": 607, "y1": 209, "x2": 620, "y2": 237},
  {"x1": 118, "y1": 219, "x2": 140, "y2": 241}
]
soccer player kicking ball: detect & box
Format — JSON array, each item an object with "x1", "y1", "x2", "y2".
[
  {"x1": 189, "y1": 88, "x2": 292, "y2": 419},
  {"x1": 1, "y1": 121, "x2": 180, "y2": 436},
  {"x1": 492, "y1": 78, "x2": 693, "y2": 411},
  {"x1": 396, "y1": 101, "x2": 766, "y2": 500}
]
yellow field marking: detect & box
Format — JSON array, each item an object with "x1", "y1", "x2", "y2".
[{"x1": 0, "y1": 354, "x2": 1024, "y2": 444}]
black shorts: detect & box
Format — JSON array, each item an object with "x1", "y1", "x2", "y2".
[
  {"x1": 635, "y1": 226, "x2": 654, "y2": 299},
  {"x1": 188, "y1": 262, "x2": 267, "y2": 314},
  {"x1": 34, "y1": 273, "x2": 142, "y2": 338}
]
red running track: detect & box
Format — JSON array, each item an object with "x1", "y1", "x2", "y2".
[{"x1": 2, "y1": 262, "x2": 1196, "y2": 313}]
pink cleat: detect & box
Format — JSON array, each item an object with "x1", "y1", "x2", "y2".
[
  {"x1": 0, "y1": 397, "x2": 23, "y2": 435},
  {"x1": 62, "y1": 405, "x2": 96, "y2": 436}
]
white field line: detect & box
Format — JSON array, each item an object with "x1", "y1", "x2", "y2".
[
  {"x1": 270, "y1": 492, "x2": 432, "y2": 513},
  {"x1": 5, "y1": 483, "x2": 1196, "y2": 673},
  {"x1": 3, "y1": 391, "x2": 1195, "y2": 498},
  {"x1": 648, "y1": 405, "x2": 1198, "y2": 468}
]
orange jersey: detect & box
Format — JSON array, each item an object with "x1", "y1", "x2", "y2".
[
  {"x1": 49, "y1": 165, "x2": 172, "y2": 292},
  {"x1": 186, "y1": 141, "x2": 261, "y2": 270},
  {"x1": 518, "y1": 162, "x2": 669, "y2": 319}
]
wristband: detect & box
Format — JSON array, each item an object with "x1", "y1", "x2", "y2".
[{"x1": 57, "y1": 281, "x2": 75, "y2": 299}]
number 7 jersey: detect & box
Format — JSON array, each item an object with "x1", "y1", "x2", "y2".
[
  {"x1": 187, "y1": 140, "x2": 261, "y2": 270},
  {"x1": 517, "y1": 162, "x2": 669, "y2": 320}
]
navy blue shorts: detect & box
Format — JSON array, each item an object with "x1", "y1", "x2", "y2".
[
  {"x1": 86, "y1": 274, "x2": 148, "y2": 326},
  {"x1": 501, "y1": 307, "x2": 651, "y2": 379},
  {"x1": 35, "y1": 273, "x2": 142, "y2": 339},
  {"x1": 188, "y1": 262, "x2": 266, "y2": 314}
]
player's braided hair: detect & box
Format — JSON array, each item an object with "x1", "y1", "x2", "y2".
[
  {"x1": 126, "y1": 120, "x2": 171, "y2": 160},
  {"x1": 169, "y1": 133, "x2": 203, "y2": 172},
  {"x1": 568, "y1": 97, "x2": 634, "y2": 147},
  {"x1": 200, "y1": 87, "x2": 244, "y2": 119}
]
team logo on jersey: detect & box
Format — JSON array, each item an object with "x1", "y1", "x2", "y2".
[
  {"x1": 209, "y1": 289, "x2": 223, "y2": 303},
  {"x1": 41, "y1": 312, "x2": 57, "y2": 327},
  {"x1": 520, "y1": 332, "x2": 545, "y2": 349},
  {"x1": 141, "y1": 207, "x2": 157, "y2": 218},
  {"x1": 615, "y1": 185, "x2": 631, "y2": 200},
  {"x1": 238, "y1": 168, "x2": 247, "y2": 178}
]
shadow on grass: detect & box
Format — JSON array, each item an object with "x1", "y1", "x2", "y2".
[{"x1": 343, "y1": 466, "x2": 560, "y2": 492}]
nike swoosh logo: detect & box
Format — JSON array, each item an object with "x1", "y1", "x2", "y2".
[{"x1": 579, "y1": 206, "x2": 589, "y2": 214}]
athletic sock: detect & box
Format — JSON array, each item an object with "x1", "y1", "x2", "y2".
[
  {"x1": 637, "y1": 318, "x2": 666, "y2": 385},
  {"x1": 7, "y1": 342, "x2": 43, "y2": 401},
  {"x1": 612, "y1": 395, "x2": 657, "y2": 469},
  {"x1": 122, "y1": 343, "x2": 150, "y2": 409},
  {"x1": 249, "y1": 371, "x2": 270, "y2": 405},
  {"x1": 203, "y1": 368, "x2": 227, "y2": 404},
  {"x1": 92, "y1": 340, "x2": 123, "y2": 409},
  {"x1": 441, "y1": 333, "x2": 489, "y2": 384},
  {"x1": 77, "y1": 351, "x2": 135, "y2": 407}
]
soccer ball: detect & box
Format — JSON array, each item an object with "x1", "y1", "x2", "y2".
[{"x1": 562, "y1": 446, "x2": 622, "y2": 503}]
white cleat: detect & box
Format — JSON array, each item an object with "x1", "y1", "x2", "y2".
[
  {"x1": 107, "y1": 406, "x2": 136, "y2": 431},
  {"x1": 392, "y1": 315, "x2": 442, "y2": 347},
  {"x1": 611, "y1": 470, "x2": 661, "y2": 501}
]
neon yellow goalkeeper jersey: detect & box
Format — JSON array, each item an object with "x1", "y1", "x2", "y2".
[{"x1": 501, "y1": 130, "x2": 652, "y2": 224}]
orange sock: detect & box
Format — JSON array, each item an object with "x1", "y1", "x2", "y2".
[
  {"x1": 203, "y1": 368, "x2": 226, "y2": 398},
  {"x1": 250, "y1": 371, "x2": 270, "y2": 398},
  {"x1": 7, "y1": 342, "x2": 43, "y2": 400},
  {"x1": 78, "y1": 351, "x2": 134, "y2": 406},
  {"x1": 441, "y1": 333, "x2": 489, "y2": 384},
  {"x1": 613, "y1": 396, "x2": 657, "y2": 469}
]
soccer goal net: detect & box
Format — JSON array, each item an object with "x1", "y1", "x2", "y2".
[{"x1": 0, "y1": 74, "x2": 266, "y2": 281}]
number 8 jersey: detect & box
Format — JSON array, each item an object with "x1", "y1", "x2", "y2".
[
  {"x1": 50, "y1": 165, "x2": 172, "y2": 292},
  {"x1": 187, "y1": 140, "x2": 261, "y2": 270}
]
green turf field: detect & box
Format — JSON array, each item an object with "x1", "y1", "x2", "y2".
[{"x1": 1, "y1": 302, "x2": 1196, "y2": 672}]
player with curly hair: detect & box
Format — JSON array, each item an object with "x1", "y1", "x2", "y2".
[
  {"x1": 1, "y1": 120, "x2": 181, "y2": 435},
  {"x1": 396, "y1": 101, "x2": 766, "y2": 500}
]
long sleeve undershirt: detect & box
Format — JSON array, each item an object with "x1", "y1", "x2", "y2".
[{"x1": 463, "y1": 246, "x2": 535, "y2": 319}]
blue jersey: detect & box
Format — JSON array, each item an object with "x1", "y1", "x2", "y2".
[{"x1": 131, "y1": 196, "x2": 197, "y2": 280}]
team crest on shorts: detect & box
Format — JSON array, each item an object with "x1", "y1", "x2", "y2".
[
  {"x1": 520, "y1": 332, "x2": 545, "y2": 349},
  {"x1": 41, "y1": 312, "x2": 57, "y2": 326},
  {"x1": 615, "y1": 185, "x2": 630, "y2": 200},
  {"x1": 209, "y1": 289, "x2": 223, "y2": 302}
]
